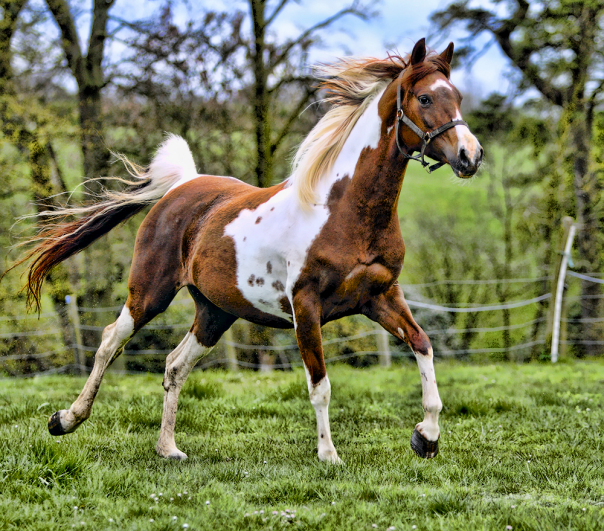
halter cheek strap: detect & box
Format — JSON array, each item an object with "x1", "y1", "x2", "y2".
[{"x1": 395, "y1": 71, "x2": 469, "y2": 173}]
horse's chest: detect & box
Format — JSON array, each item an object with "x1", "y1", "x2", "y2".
[{"x1": 223, "y1": 191, "x2": 330, "y2": 321}]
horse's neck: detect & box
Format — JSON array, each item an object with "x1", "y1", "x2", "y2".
[{"x1": 318, "y1": 88, "x2": 408, "y2": 228}]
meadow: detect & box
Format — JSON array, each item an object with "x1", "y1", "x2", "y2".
[{"x1": 1, "y1": 360, "x2": 603, "y2": 530}]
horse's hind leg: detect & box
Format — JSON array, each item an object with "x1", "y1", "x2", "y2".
[
  {"x1": 48, "y1": 280, "x2": 178, "y2": 436},
  {"x1": 48, "y1": 305, "x2": 137, "y2": 435},
  {"x1": 156, "y1": 287, "x2": 236, "y2": 459}
]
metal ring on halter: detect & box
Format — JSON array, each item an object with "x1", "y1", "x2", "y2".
[{"x1": 394, "y1": 69, "x2": 468, "y2": 173}]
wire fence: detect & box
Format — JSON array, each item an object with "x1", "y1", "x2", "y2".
[{"x1": 1, "y1": 267, "x2": 602, "y2": 378}]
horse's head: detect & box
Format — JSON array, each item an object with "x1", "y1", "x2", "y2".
[{"x1": 381, "y1": 38, "x2": 483, "y2": 178}]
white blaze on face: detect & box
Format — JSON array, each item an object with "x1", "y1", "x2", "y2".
[
  {"x1": 427, "y1": 78, "x2": 481, "y2": 164},
  {"x1": 224, "y1": 87, "x2": 386, "y2": 320}
]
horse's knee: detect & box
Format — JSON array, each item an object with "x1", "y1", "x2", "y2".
[
  {"x1": 309, "y1": 376, "x2": 331, "y2": 408},
  {"x1": 410, "y1": 329, "x2": 432, "y2": 356}
]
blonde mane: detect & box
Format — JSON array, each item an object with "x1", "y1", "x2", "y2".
[
  {"x1": 290, "y1": 56, "x2": 407, "y2": 207},
  {"x1": 290, "y1": 52, "x2": 452, "y2": 207}
]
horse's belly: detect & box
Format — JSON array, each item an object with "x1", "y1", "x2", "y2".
[{"x1": 237, "y1": 263, "x2": 293, "y2": 322}]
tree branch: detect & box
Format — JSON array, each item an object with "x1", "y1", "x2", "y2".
[
  {"x1": 266, "y1": 0, "x2": 289, "y2": 27},
  {"x1": 269, "y1": 4, "x2": 368, "y2": 72},
  {"x1": 86, "y1": 0, "x2": 116, "y2": 87},
  {"x1": 268, "y1": 74, "x2": 314, "y2": 95},
  {"x1": 45, "y1": 0, "x2": 84, "y2": 82},
  {"x1": 271, "y1": 86, "x2": 318, "y2": 154}
]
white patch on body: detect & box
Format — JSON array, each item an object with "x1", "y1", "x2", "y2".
[{"x1": 224, "y1": 87, "x2": 386, "y2": 319}]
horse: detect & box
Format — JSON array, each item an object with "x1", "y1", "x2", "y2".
[{"x1": 16, "y1": 38, "x2": 482, "y2": 463}]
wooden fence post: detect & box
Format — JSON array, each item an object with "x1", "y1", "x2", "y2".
[
  {"x1": 377, "y1": 326, "x2": 391, "y2": 367},
  {"x1": 223, "y1": 327, "x2": 239, "y2": 371},
  {"x1": 550, "y1": 217, "x2": 577, "y2": 363},
  {"x1": 65, "y1": 294, "x2": 85, "y2": 375}
]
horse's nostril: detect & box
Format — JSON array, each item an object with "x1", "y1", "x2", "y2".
[{"x1": 459, "y1": 147, "x2": 470, "y2": 166}]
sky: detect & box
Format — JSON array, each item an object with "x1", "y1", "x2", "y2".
[
  {"x1": 102, "y1": 0, "x2": 512, "y2": 102},
  {"x1": 267, "y1": 0, "x2": 511, "y2": 101}
]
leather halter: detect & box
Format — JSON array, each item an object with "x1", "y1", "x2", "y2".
[{"x1": 394, "y1": 70, "x2": 468, "y2": 173}]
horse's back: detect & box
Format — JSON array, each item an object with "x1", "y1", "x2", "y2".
[{"x1": 129, "y1": 174, "x2": 293, "y2": 327}]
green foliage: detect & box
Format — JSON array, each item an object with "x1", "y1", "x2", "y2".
[{"x1": 1, "y1": 362, "x2": 604, "y2": 529}]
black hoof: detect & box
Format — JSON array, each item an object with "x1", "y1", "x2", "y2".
[
  {"x1": 411, "y1": 428, "x2": 439, "y2": 458},
  {"x1": 48, "y1": 411, "x2": 67, "y2": 436}
]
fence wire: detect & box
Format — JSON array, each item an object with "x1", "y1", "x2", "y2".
[{"x1": 1, "y1": 273, "x2": 600, "y2": 377}]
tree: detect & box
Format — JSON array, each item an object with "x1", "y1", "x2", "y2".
[
  {"x1": 1, "y1": 0, "x2": 79, "y2": 354},
  {"x1": 45, "y1": 0, "x2": 115, "y2": 181},
  {"x1": 431, "y1": 0, "x2": 604, "y2": 355},
  {"x1": 247, "y1": 0, "x2": 370, "y2": 187}
]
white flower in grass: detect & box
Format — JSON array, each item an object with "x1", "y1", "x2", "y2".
[
  {"x1": 182, "y1": 525, "x2": 189, "y2": 529},
  {"x1": 172, "y1": 516, "x2": 178, "y2": 521},
  {"x1": 108, "y1": 518, "x2": 114, "y2": 523},
  {"x1": 387, "y1": 527, "x2": 396, "y2": 531},
  {"x1": 205, "y1": 500, "x2": 210, "y2": 505},
  {"x1": 149, "y1": 519, "x2": 154, "y2": 523},
  {"x1": 372, "y1": 525, "x2": 378, "y2": 529},
  {"x1": 506, "y1": 526, "x2": 513, "y2": 530}
]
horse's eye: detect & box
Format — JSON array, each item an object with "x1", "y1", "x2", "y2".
[{"x1": 418, "y1": 95, "x2": 432, "y2": 106}]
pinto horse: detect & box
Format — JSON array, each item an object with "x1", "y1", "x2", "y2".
[{"x1": 19, "y1": 38, "x2": 482, "y2": 462}]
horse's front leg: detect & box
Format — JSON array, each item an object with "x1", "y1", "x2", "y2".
[
  {"x1": 293, "y1": 290, "x2": 342, "y2": 464},
  {"x1": 363, "y1": 284, "x2": 442, "y2": 458}
]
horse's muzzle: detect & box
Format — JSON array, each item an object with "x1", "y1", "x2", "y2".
[{"x1": 452, "y1": 145, "x2": 484, "y2": 178}]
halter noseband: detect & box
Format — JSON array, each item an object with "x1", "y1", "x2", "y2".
[{"x1": 394, "y1": 70, "x2": 468, "y2": 173}]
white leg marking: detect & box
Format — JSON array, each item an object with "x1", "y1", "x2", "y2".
[
  {"x1": 58, "y1": 306, "x2": 135, "y2": 432},
  {"x1": 304, "y1": 366, "x2": 342, "y2": 464},
  {"x1": 414, "y1": 348, "x2": 442, "y2": 442},
  {"x1": 157, "y1": 332, "x2": 212, "y2": 459}
]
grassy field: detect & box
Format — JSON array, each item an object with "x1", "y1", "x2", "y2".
[{"x1": 1, "y1": 360, "x2": 603, "y2": 530}]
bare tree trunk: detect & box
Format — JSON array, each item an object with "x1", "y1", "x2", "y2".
[{"x1": 250, "y1": 0, "x2": 273, "y2": 188}]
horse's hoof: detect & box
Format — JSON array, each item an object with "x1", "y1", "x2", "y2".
[
  {"x1": 318, "y1": 449, "x2": 344, "y2": 464},
  {"x1": 156, "y1": 445, "x2": 188, "y2": 460},
  {"x1": 411, "y1": 428, "x2": 439, "y2": 458},
  {"x1": 167, "y1": 450, "x2": 188, "y2": 460},
  {"x1": 48, "y1": 411, "x2": 67, "y2": 436}
]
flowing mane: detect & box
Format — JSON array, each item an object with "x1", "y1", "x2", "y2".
[{"x1": 290, "y1": 53, "x2": 452, "y2": 207}]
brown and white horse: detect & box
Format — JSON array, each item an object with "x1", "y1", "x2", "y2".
[{"x1": 19, "y1": 39, "x2": 482, "y2": 462}]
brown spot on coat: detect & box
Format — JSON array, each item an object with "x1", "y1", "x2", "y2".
[
  {"x1": 266, "y1": 261, "x2": 272, "y2": 274},
  {"x1": 256, "y1": 277, "x2": 264, "y2": 286},
  {"x1": 255, "y1": 216, "x2": 262, "y2": 224},
  {"x1": 272, "y1": 280, "x2": 285, "y2": 292},
  {"x1": 248, "y1": 274, "x2": 255, "y2": 286}
]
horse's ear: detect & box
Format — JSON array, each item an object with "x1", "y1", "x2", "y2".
[
  {"x1": 439, "y1": 42, "x2": 454, "y2": 64},
  {"x1": 410, "y1": 38, "x2": 426, "y2": 65}
]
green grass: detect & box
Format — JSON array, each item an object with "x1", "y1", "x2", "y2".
[{"x1": 1, "y1": 361, "x2": 603, "y2": 530}]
